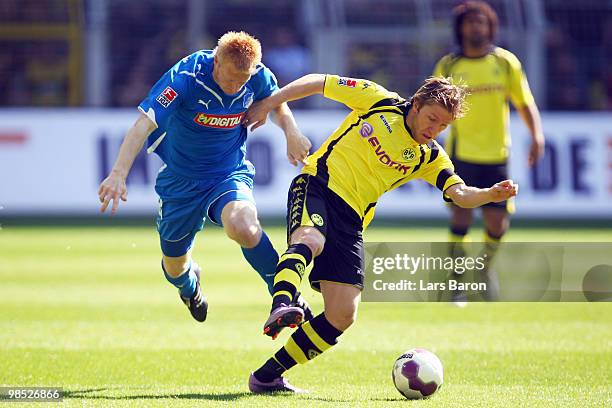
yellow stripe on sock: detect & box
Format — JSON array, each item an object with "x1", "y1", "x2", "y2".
[
  {"x1": 284, "y1": 337, "x2": 308, "y2": 364},
  {"x1": 302, "y1": 321, "x2": 334, "y2": 351},
  {"x1": 273, "y1": 290, "x2": 293, "y2": 301},
  {"x1": 279, "y1": 253, "x2": 307, "y2": 266},
  {"x1": 484, "y1": 233, "x2": 501, "y2": 244},
  {"x1": 274, "y1": 268, "x2": 302, "y2": 289},
  {"x1": 272, "y1": 356, "x2": 288, "y2": 371},
  {"x1": 449, "y1": 233, "x2": 470, "y2": 243}
]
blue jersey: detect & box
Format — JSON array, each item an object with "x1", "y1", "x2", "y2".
[{"x1": 139, "y1": 50, "x2": 279, "y2": 179}]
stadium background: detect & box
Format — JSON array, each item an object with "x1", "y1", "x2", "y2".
[
  {"x1": 1, "y1": 1, "x2": 611, "y2": 407},
  {"x1": 1, "y1": 0, "x2": 611, "y2": 219}
]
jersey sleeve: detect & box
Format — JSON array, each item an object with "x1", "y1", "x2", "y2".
[
  {"x1": 323, "y1": 74, "x2": 402, "y2": 112},
  {"x1": 432, "y1": 59, "x2": 444, "y2": 77},
  {"x1": 251, "y1": 64, "x2": 280, "y2": 101},
  {"x1": 419, "y1": 143, "x2": 464, "y2": 202},
  {"x1": 503, "y1": 50, "x2": 535, "y2": 108},
  {"x1": 138, "y1": 54, "x2": 196, "y2": 129}
]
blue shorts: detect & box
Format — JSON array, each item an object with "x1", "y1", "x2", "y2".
[{"x1": 155, "y1": 164, "x2": 255, "y2": 257}]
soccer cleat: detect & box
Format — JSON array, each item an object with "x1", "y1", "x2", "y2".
[
  {"x1": 180, "y1": 263, "x2": 208, "y2": 322},
  {"x1": 263, "y1": 304, "x2": 304, "y2": 340},
  {"x1": 451, "y1": 289, "x2": 467, "y2": 308},
  {"x1": 248, "y1": 373, "x2": 308, "y2": 393},
  {"x1": 293, "y1": 291, "x2": 314, "y2": 322}
]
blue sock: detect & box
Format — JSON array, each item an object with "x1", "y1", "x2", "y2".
[
  {"x1": 162, "y1": 260, "x2": 197, "y2": 298},
  {"x1": 241, "y1": 231, "x2": 278, "y2": 295}
]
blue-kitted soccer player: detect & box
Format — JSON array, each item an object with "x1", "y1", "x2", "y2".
[{"x1": 98, "y1": 31, "x2": 313, "y2": 323}]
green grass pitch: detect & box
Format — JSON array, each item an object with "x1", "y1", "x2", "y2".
[{"x1": 1, "y1": 224, "x2": 611, "y2": 407}]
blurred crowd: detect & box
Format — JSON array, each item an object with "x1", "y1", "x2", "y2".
[
  {"x1": 1, "y1": 0, "x2": 611, "y2": 110},
  {"x1": 0, "y1": 0, "x2": 73, "y2": 106}
]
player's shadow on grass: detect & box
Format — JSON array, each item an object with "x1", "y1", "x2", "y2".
[
  {"x1": 64, "y1": 389, "x2": 252, "y2": 402},
  {"x1": 65, "y1": 389, "x2": 406, "y2": 402}
]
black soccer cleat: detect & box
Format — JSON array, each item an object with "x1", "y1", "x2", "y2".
[
  {"x1": 179, "y1": 263, "x2": 208, "y2": 322},
  {"x1": 293, "y1": 291, "x2": 314, "y2": 322}
]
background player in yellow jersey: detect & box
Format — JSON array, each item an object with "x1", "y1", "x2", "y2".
[
  {"x1": 433, "y1": 1, "x2": 544, "y2": 300},
  {"x1": 242, "y1": 74, "x2": 518, "y2": 393}
]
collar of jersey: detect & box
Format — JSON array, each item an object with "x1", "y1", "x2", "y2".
[
  {"x1": 457, "y1": 44, "x2": 495, "y2": 59},
  {"x1": 201, "y1": 61, "x2": 248, "y2": 100}
]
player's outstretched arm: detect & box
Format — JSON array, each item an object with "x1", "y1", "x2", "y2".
[
  {"x1": 98, "y1": 113, "x2": 156, "y2": 214},
  {"x1": 445, "y1": 180, "x2": 518, "y2": 209},
  {"x1": 244, "y1": 74, "x2": 325, "y2": 130},
  {"x1": 516, "y1": 103, "x2": 545, "y2": 167},
  {"x1": 269, "y1": 103, "x2": 312, "y2": 166}
]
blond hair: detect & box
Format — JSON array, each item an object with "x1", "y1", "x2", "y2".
[
  {"x1": 216, "y1": 31, "x2": 262, "y2": 71},
  {"x1": 411, "y1": 77, "x2": 468, "y2": 120}
]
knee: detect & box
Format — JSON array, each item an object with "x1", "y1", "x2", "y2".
[
  {"x1": 451, "y1": 207, "x2": 473, "y2": 227},
  {"x1": 291, "y1": 228, "x2": 325, "y2": 257},
  {"x1": 301, "y1": 235, "x2": 324, "y2": 257},
  {"x1": 224, "y1": 216, "x2": 261, "y2": 248},
  {"x1": 324, "y1": 307, "x2": 357, "y2": 332},
  {"x1": 486, "y1": 227, "x2": 506, "y2": 239},
  {"x1": 163, "y1": 255, "x2": 191, "y2": 278}
]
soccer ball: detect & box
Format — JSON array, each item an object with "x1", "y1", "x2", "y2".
[{"x1": 392, "y1": 348, "x2": 444, "y2": 399}]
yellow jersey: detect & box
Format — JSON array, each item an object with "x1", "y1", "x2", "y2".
[
  {"x1": 433, "y1": 46, "x2": 534, "y2": 163},
  {"x1": 302, "y1": 75, "x2": 464, "y2": 226}
]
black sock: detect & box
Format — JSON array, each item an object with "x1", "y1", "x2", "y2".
[
  {"x1": 253, "y1": 357, "x2": 286, "y2": 383},
  {"x1": 254, "y1": 313, "x2": 344, "y2": 382}
]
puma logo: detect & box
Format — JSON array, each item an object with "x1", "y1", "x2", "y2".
[{"x1": 198, "y1": 99, "x2": 212, "y2": 109}]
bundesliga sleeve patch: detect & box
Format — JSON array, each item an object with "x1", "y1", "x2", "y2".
[
  {"x1": 156, "y1": 86, "x2": 178, "y2": 108},
  {"x1": 338, "y1": 77, "x2": 357, "y2": 88}
]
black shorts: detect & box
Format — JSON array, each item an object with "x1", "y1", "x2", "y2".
[
  {"x1": 286, "y1": 174, "x2": 364, "y2": 292},
  {"x1": 452, "y1": 159, "x2": 513, "y2": 212}
]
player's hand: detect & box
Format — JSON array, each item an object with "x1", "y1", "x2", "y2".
[
  {"x1": 98, "y1": 171, "x2": 128, "y2": 214},
  {"x1": 243, "y1": 100, "x2": 272, "y2": 131},
  {"x1": 488, "y1": 179, "x2": 518, "y2": 202},
  {"x1": 528, "y1": 138, "x2": 545, "y2": 167},
  {"x1": 286, "y1": 130, "x2": 311, "y2": 166}
]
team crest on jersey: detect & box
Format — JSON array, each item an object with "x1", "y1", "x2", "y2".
[
  {"x1": 243, "y1": 93, "x2": 254, "y2": 109},
  {"x1": 402, "y1": 148, "x2": 417, "y2": 162},
  {"x1": 193, "y1": 112, "x2": 244, "y2": 128},
  {"x1": 338, "y1": 77, "x2": 357, "y2": 88},
  {"x1": 156, "y1": 86, "x2": 178, "y2": 108}
]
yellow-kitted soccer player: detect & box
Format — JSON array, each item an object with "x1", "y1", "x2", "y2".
[
  {"x1": 242, "y1": 74, "x2": 518, "y2": 393},
  {"x1": 433, "y1": 1, "x2": 544, "y2": 300}
]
